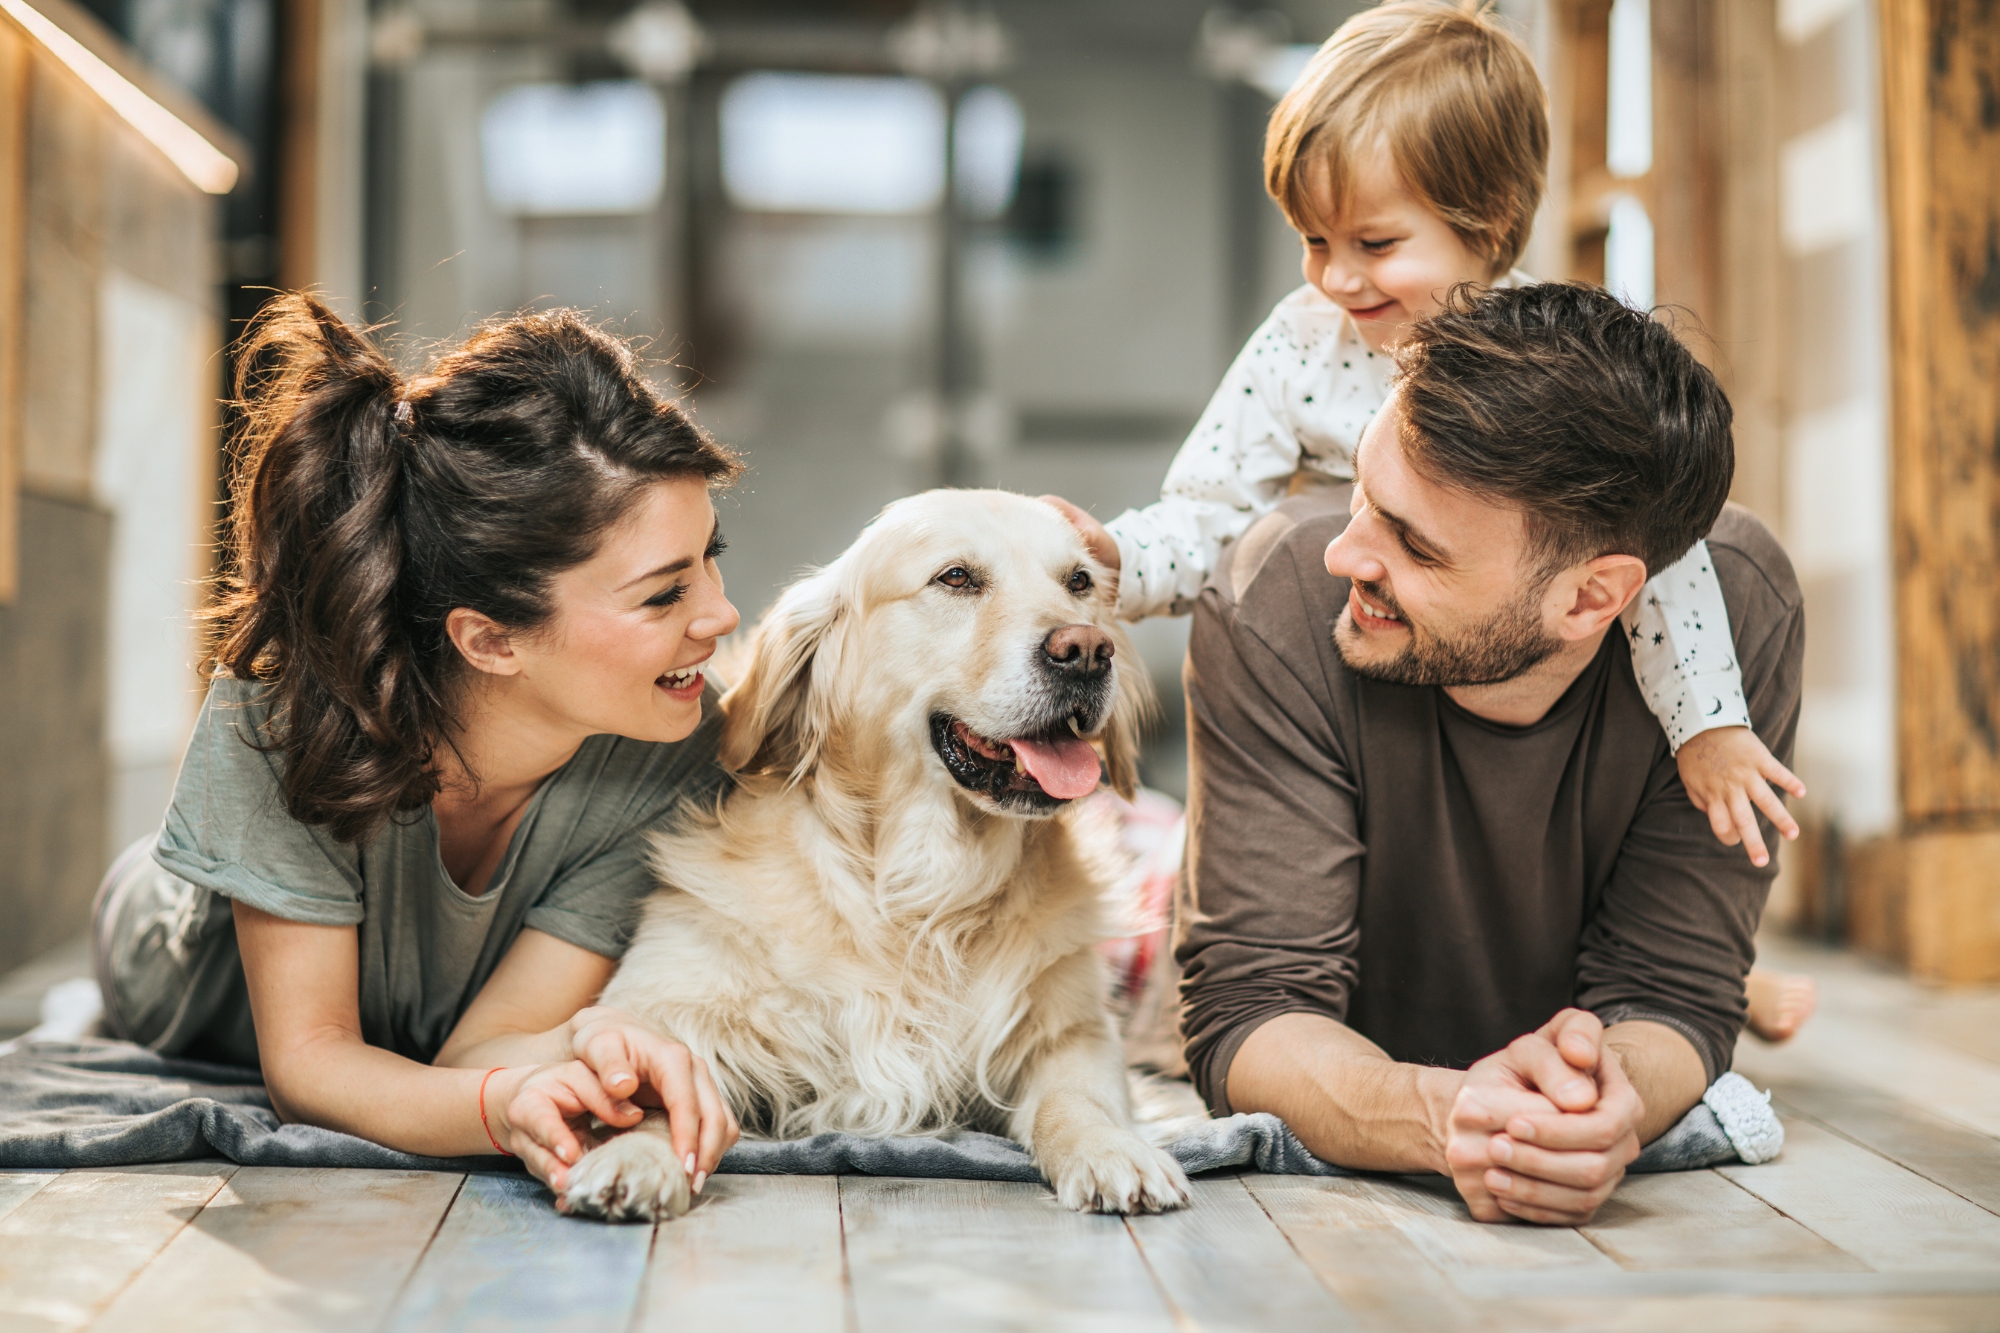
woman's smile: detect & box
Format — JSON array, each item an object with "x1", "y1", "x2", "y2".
[{"x1": 656, "y1": 658, "x2": 708, "y2": 701}]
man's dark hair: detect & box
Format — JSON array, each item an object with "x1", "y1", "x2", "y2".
[{"x1": 1394, "y1": 282, "x2": 1734, "y2": 577}]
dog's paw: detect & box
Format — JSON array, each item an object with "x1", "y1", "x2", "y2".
[
  {"x1": 557, "y1": 1131, "x2": 692, "y2": 1223},
  {"x1": 1041, "y1": 1125, "x2": 1192, "y2": 1214}
]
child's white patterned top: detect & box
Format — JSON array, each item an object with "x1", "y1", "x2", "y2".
[
  {"x1": 1618, "y1": 544, "x2": 1753, "y2": 748},
  {"x1": 1108, "y1": 282, "x2": 1397, "y2": 620},
  {"x1": 1105, "y1": 279, "x2": 1752, "y2": 750}
]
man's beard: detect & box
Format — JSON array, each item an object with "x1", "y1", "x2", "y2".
[{"x1": 1334, "y1": 578, "x2": 1561, "y2": 687}]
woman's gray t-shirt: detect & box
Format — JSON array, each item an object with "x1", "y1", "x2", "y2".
[{"x1": 107, "y1": 676, "x2": 726, "y2": 1066}]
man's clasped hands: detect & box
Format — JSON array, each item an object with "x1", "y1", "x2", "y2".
[{"x1": 1444, "y1": 1008, "x2": 1645, "y2": 1225}]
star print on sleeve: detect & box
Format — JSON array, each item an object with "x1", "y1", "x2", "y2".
[
  {"x1": 1104, "y1": 285, "x2": 1380, "y2": 619},
  {"x1": 1617, "y1": 539, "x2": 1752, "y2": 749}
]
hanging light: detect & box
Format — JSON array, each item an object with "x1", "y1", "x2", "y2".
[{"x1": 0, "y1": 0, "x2": 237, "y2": 193}]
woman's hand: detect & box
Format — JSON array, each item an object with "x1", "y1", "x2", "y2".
[
  {"x1": 488, "y1": 1061, "x2": 643, "y2": 1191},
  {"x1": 566, "y1": 1006, "x2": 740, "y2": 1189}
]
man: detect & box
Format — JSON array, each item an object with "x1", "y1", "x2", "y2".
[{"x1": 1175, "y1": 282, "x2": 1803, "y2": 1225}]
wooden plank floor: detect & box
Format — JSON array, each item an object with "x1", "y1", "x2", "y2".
[{"x1": 5, "y1": 935, "x2": 2000, "y2": 1332}]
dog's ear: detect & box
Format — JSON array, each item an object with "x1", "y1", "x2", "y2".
[
  {"x1": 718, "y1": 568, "x2": 844, "y2": 781},
  {"x1": 1100, "y1": 624, "x2": 1156, "y2": 801}
]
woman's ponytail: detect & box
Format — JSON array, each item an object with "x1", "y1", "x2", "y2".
[
  {"x1": 209, "y1": 294, "x2": 444, "y2": 841},
  {"x1": 207, "y1": 294, "x2": 738, "y2": 844}
]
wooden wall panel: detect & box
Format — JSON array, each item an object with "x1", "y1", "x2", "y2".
[
  {"x1": 1559, "y1": 0, "x2": 1613, "y2": 284},
  {"x1": 278, "y1": 0, "x2": 322, "y2": 294},
  {"x1": 1711, "y1": 0, "x2": 1783, "y2": 528},
  {"x1": 0, "y1": 493, "x2": 109, "y2": 973},
  {"x1": 21, "y1": 48, "x2": 102, "y2": 497},
  {"x1": 0, "y1": 0, "x2": 225, "y2": 957},
  {"x1": 1902, "y1": 830, "x2": 2000, "y2": 982},
  {"x1": 1648, "y1": 0, "x2": 1720, "y2": 342},
  {"x1": 1641, "y1": 0, "x2": 1787, "y2": 527},
  {"x1": 1880, "y1": 0, "x2": 2000, "y2": 825},
  {"x1": 0, "y1": 24, "x2": 24, "y2": 604}
]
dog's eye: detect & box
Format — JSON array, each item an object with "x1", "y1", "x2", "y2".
[
  {"x1": 935, "y1": 566, "x2": 974, "y2": 590},
  {"x1": 1066, "y1": 568, "x2": 1093, "y2": 595}
]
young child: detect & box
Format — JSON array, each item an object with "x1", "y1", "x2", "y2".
[{"x1": 1050, "y1": 1, "x2": 1816, "y2": 1042}]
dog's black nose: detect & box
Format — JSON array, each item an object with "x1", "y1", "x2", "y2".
[{"x1": 1043, "y1": 624, "x2": 1114, "y2": 677}]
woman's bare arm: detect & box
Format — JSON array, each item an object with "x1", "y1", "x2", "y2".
[
  {"x1": 233, "y1": 902, "x2": 733, "y2": 1187},
  {"x1": 435, "y1": 928, "x2": 742, "y2": 1180},
  {"x1": 432, "y1": 928, "x2": 617, "y2": 1069}
]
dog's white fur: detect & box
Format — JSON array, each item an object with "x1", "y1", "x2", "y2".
[{"x1": 560, "y1": 490, "x2": 1191, "y2": 1221}]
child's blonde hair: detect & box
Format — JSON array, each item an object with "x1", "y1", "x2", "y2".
[{"x1": 1265, "y1": 2, "x2": 1548, "y2": 275}]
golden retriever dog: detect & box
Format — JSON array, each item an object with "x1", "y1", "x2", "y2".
[{"x1": 559, "y1": 490, "x2": 1193, "y2": 1222}]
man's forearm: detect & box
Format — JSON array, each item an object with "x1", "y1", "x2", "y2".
[
  {"x1": 1225, "y1": 1012, "x2": 1462, "y2": 1172},
  {"x1": 1604, "y1": 1019, "x2": 1708, "y2": 1143},
  {"x1": 1223, "y1": 1012, "x2": 1707, "y2": 1172}
]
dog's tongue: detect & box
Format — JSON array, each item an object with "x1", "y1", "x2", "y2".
[{"x1": 1011, "y1": 735, "x2": 1102, "y2": 799}]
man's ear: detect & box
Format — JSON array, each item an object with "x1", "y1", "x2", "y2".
[
  {"x1": 1555, "y1": 554, "x2": 1649, "y2": 641},
  {"x1": 717, "y1": 567, "x2": 845, "y2": 781},
  {"x1": 446, "y1": 607, "x2": 521, "y2": 676}
]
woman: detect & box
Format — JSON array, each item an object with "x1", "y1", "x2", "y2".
[{"x1": 93, "y1": 294, "x2": 741, "y2": 1195}]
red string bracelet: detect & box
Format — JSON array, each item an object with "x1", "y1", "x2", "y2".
[{"x1": 478, "y1": 1067, "x2": 514, "y2": 1156}]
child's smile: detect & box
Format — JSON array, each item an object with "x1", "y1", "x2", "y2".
[
  {"x1": 1340, "y1": 296, "x2": 1402, "y2": 326},
  {"x1": 1295, "y1": 144, "x2": 1502, "y2": 353}
]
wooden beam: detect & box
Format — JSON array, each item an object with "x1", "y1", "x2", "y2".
[
  {"x1": 1874, "y1": 0, "x2": 2000, "y2": 982},
  {"x1": 1712, "y1": 0, "x2": 1783, "y2": 525},
  {"x1": 0, "y1": 23, "x2": 22, "y2": 604},
  {"x1": 1649, "y1": 0, "x2": 1720, "y2": 339},
  {"x1": 274, "y1": 0, "x2": 363, "y2": 310},
  {"x1": 1903, "y1": 830, "x2": 2000, "y2": 982},
  {"x1": 1882, "y1": 0, "x2": 2000, "y2": 826},
  {"x1": 1650, "y1": 0, "x2": 1789, "y2": 526},
  {"x1": 1562, "y1": 0, "x2": 1614, "y2": 284},
  {"x1": 1637, "y1": 0, "x2": 1787, "y2": 529},
  {"x1": 277, "y1": 0, "x2": 322, "y2": 295}
]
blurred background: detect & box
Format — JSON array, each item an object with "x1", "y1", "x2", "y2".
[{"x1": 2, "y1": 0, "x2": 1997, "y2": 1014}]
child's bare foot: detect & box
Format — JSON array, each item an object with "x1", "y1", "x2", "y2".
[{"x1": 1745, "y1": 967, "x2": 1817, "y2": 1043}]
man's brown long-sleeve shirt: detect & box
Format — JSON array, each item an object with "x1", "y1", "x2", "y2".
[{"x1": 1176, "y1": 496, "x2": 1804, "y2": 1116}]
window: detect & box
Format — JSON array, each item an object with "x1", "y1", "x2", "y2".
[
  {"x1": 480, "y1": 81, "x2": 665, "y2": 217},
  {"x1": 1606, "y1": 0, "x2": 1652, "y2": 178},
  {"x1": 1604, "y1": 193, "x2": 1655, "y2": 308},
  {"x1": 954, "y1": 83, "x2": 1021, "y2": 218},
  {"x1": 720, "y1": 73, "x2": 1025, "y2": 218},
  {"x1": 722, "y1": 73, "x2": 944, "y2": 214}
]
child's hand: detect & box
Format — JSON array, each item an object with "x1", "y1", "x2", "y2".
[
  {"x1": 566, "y1": 1006, "x2": 739, "y2": 1190},
  {"x1": 1675, "y1": 726, "x2": 1806, "y2": 868},
  {"x1": 1040, "y1": 495, "x2": 1121, "y2": 573}
]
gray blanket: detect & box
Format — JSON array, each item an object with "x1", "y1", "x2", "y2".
[{"x1": 0, "y1": 1040, "x2": 1773, "y2": 1180}]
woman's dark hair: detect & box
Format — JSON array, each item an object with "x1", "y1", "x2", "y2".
[
  {"x1": 208, "y1": 294, "x2": 741, "y2": 845},
  {"x1": 1393, "y1": 282, "x2": 1734, "y2": 579}
]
